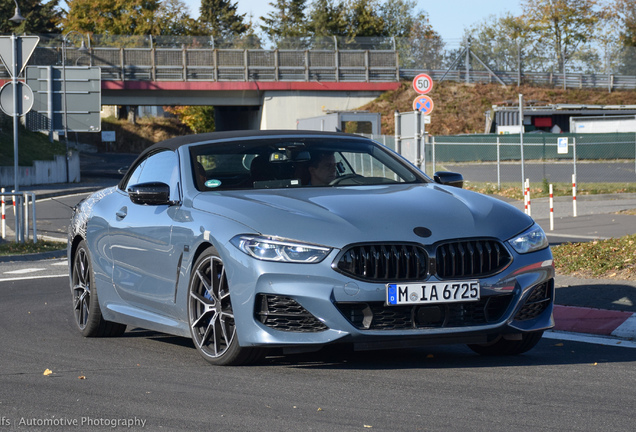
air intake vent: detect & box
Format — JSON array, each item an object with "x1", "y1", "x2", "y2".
[
  {"x1": 436, "y1": 239, "x2": 511, "y2": 279},
  {"x1": 335, "y1": 244, "x2": 428, "y2": 282}
]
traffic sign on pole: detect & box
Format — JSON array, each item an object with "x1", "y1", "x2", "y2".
[
  {"x1": 412, "y1": 73, "x2": 434, "y2": 95},
  {"x1": 0, "y1": 36, "x2": 40, "y2": 77},
  {"x1": 413, "y1": 95, "x2": 434, "y2": 115},
  {"x1": 0, "y1": 81, "x2": 34, "y2": 116}
]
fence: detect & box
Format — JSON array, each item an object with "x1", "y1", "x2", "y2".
[
  {"x1": 428, "y1": 133, "x2": 636, "y2": 190},
  {"x1": 364, "y1": 133, "x2": 636, "y2": 199},
  {"x1": 5, "y1": 34, "x2": 636, "y2": 90}
]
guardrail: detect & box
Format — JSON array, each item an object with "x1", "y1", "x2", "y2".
[
  {"x1": 1, "y1": 189, "x2": 37, "y2": 244},
  {"x1": 399, "y1": 69, "x2": 636, "y2": 91}
]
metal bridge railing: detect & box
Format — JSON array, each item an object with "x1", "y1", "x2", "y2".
[{"x1": 12, "y1": 45, "x2": 400, "y2": 83}]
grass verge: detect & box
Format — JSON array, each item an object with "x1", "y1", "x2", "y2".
[
  {"x1": 0, "y1": 124, "x2": 67, "y2": 166},
  {"x1": 551, "y1": 234, "x2": 636, "y2": 280},
  {"x1": 464, "y1": 181, "x2": 636, "y2": 201},
  {"x1": 0, "y1": 240, "x2": 65, "y2": 256}
]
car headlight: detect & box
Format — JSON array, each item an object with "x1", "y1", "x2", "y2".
[
  {"x1": 231, "y1": 235, "x2": 332, "y2": 263},
  {"x1": 508, "y1": 224, "x2": 549, "y2": 254}
]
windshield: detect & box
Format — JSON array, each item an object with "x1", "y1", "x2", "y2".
[{"x1": 189, "y1": 136, "x2": 425, "y2": 191}]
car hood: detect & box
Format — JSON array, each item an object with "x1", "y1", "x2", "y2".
[{"x1": 192, "y1": 184, "x2": 533, "y2": 247}]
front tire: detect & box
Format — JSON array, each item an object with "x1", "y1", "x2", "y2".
[
  {"x1": 71, "y1": 240, "x2": 126, "y2": 337},
  {"x1": 467, "y1": 331, "x2": 544, "y2": 356},
  {"x1": 188, "y1": 247, "x2": 264, "y2": 366}
]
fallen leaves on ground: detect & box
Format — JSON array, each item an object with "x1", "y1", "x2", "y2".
[{"x1": 551, "y1": 235, "x2": 636, "y2": 280}]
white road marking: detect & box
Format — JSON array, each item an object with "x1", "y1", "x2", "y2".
[
  {"x1": 4, "y1": 268, "x2": 46, "y2": 274},
  {"x1": 0, "y1": 274, "x2": 68, "y2": 282},
  {"x1": 52, "y1": 261, "x2": 68, "y2": 266},
  {"x1": 544, "y1": 330, "x2": 636, "y2": 348}
]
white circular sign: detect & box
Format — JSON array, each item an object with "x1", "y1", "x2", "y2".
[
  {"x1": 0, "y1": 81, "x2": 34, "y2": 116},
  {"x1": 412, "y1": 73, "x2": 434, "y2": 95}
]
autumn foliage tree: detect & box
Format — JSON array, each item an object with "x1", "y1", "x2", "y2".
[{"x1": 520, "y1": 0, "x2": 604, "y2": 72}]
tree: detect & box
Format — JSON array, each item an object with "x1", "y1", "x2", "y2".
[
  {"x1": 378, "y1": 0, "x2": 418, "y2": 37},
  {"x1": 0, "y1": 0, "x2": 61, "y2": 34},
  {"x1": 199, "y1": 0, "x2": 249, "y2": 41},
  {"x1": 520, "y1": 0, "x2": 603, "y2": 73},
  {"x1": 154, "y1": 0, "x2": 198, "y2": 36},
  {"x1": 612, "y1": 0, "x2": 636, "y2": 47},
  {"x1": 164, "y1": 106, "x2": 215, "y2": 133},
  {"x1": 306, "y1": 0, "x2": 348, "y2": 37},
  {"x1": 401, "y1": 19, "x2": 444, "y2": 69},
  {"x1": 63, "y1": 0, "x2": 160, "y2": 35},
  {"x1": 260, "y1": 0, "x2": 308, "y2": 46},
  {"x1": 343, "y1": 0, "x2": 385, "y2": 37},
  {"x1": 381, "y1": 1, "x2": 444, "y2": 69}
]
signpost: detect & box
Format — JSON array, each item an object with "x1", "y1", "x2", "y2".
[
  {"x1": 0, "y1": 35, "x2": 39, "y2": 243},
  {"x1": 0, "y1": 35, "x2": 39, "y2": 192}
]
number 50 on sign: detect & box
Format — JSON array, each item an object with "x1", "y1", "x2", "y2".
[{"x1": 412, "y1": 73, "x2": 433, "y2": 95}]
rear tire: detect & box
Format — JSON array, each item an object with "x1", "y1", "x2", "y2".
[
  {"x1": 71, "y1": 240, "x2": 126, "y2": 337},
  {"x1": 467, "y1": 331, "x2": 544, "y2": 356},
  {"x1": 188, "y1": 247, "x2": 265, "y2": 366}
]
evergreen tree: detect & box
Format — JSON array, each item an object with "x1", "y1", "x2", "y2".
[
  {"x1": 260, "y1": 0, "x2": 308, "y2": 45},
  {"x1": 0, "y1": 0, "x2": 61, "y2": 34},
  {"x1": 307, "y1": 0, "x2": 347, "y2": 37},
  {"x1": 199, "y1": 0, "x2": 249, "y2": 40},
  {"x1": 344, "y1": 0, "x2": 385, "y2": 37}
]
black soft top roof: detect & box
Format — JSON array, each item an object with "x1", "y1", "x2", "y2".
[{"x1": 140, "y1": 129, "x2": 362, "y2": 156}]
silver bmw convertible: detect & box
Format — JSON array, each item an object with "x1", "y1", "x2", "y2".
[{"x1": 68, "y1": 130, "x2": 554, "y2": 365}]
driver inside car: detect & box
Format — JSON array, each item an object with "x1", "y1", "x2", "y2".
[{"x1": 307, "y1": 151, "x2": 338, "y2": 185}]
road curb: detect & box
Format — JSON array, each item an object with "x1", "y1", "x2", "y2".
[
  {"x1": 0, "y1": 249, "x2": 66, "y2": 263},
  {"x1": 553, "y1": 305, "x2": 636, "y2": 340}
]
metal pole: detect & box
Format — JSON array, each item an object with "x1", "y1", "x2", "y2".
[
  {"x1": 62, "y1": 36, "x2": 70, "y2": 183},
  {"x1": 414, "y1": 110, "x2": 420, "y2": 169},
  {"x1": 519, "y1": 94, "x2": 525, "y2": 196},
  {"x1": 497, "y1": 136, "x2": 501, "y2": 190},
  {"x1": 573, "y1": 137, "x2": 577, "y2": 180},
  {"x1": 517, "y1": 39, "x2": 521, "y2": 87},
  {"x1": 432, "y1": 136, "x2": 436, "y2": 173},
  {"x1": 394, "y1": 110, "x2": 401, "y2": 155},
  {"x1": 465, "y1": 38, "x2": 470, "y2": 84},
  {"x1": 47, "y1": 66, "x2": 53, "y2": 142},
  {"x1": 11, "y1": 34, "x2": 19, "y2": 193},
  {"x1": 11, "y1": 34, "x2": 22, "y2": 242}
]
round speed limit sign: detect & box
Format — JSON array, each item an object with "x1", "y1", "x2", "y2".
[{"x1": 412, "y1": 73, "x2": 433, "y2": 95}]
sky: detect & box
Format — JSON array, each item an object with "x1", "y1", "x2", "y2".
[{"x1": 182, "y1": 0, "x2": 524, "y2": 44}]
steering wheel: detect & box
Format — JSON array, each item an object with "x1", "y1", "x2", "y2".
[{"x1": 329, "y1": 174, "x2": 363, "y2": 185}]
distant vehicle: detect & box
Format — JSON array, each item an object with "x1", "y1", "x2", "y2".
[{"x1": 68, "y1": 130, "x2": 554, "y2": 365}]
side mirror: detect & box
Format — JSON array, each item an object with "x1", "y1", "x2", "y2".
[
  {"x1": 433, "y1": 171, "x2": 464, "y2": 188},
  {"x1": 128, "y1": 182, "x2": 173, "y2": 205}
]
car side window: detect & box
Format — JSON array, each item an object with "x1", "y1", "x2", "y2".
[{"x1": 124, "y1": 150, "x2": 180, "y2": 201}]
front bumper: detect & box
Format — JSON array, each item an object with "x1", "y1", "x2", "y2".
[{"x1": 223, "y1": 245, "x2": 555, "y2": 350}]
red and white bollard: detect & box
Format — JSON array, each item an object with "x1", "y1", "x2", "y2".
[
  {"x1": 549, "y1": 184, "x2": 554, "y2": 231},
  {"x1": 572, "y1": 174, "x2": 577, "y2": 217},
  {"x1": 524, "y1": 179, "x2": 532, "y2": 216}
]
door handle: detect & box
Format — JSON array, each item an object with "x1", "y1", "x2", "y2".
[{"x1": 116, "y1": 207, "x2": 127, "y2": 220}]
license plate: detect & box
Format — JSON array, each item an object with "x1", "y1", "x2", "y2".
[{"x1": 386, "y1": 281, "x2": 480, "y2": 306}]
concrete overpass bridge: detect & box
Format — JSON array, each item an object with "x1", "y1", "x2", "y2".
[{"x1": 15, "y1": 36, "x2": 401, "y2": 130}]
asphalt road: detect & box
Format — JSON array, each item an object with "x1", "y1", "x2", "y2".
[{"x1": 0, "y1": 264, "x2": 635, "y2": 431}]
